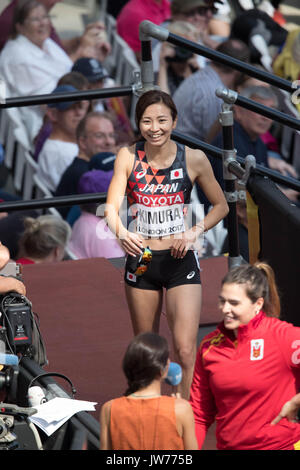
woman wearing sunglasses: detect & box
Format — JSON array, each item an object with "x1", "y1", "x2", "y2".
[{"x1": 105, "y1": 89, "x2": 228, "y2": 399}]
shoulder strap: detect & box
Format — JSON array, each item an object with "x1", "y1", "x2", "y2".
[
  {"x1": 175, "y1": 142, "x2": 186, "y2": 165},
  {"x1": 135, "y1": 141, "x2": 145, "y2": 153}
]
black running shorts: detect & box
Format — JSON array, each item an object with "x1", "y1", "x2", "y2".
[{"x1": 124, "y1": 249, "x2": 201, "y2": 290}]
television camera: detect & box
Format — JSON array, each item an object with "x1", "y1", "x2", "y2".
[{"x1": 0, "y1": 261, "x2": 46, "y2": 449}]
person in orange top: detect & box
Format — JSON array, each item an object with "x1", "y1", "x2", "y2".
[{"x1": 99, "y1": 332, "x2": 198, "y2": 450}]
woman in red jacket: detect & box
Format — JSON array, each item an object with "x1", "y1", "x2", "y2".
[{"x1": 190, "y1": 262, "x2": 300, "y2": 450}]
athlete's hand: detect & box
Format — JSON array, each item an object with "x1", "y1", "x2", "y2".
[
  {"x1": 170, "y1": 229, "x2": 197, "y2": 259},
  {"x1": 271, "y1": 394, "x2": 300, "y2": 425},
  {"x1": 120, "y1": 231, "x2": 144, "y2": 257}
]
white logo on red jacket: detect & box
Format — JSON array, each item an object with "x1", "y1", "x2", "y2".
[{"x1": 250, "y1": 339, "x2": 264, "y2": 361}]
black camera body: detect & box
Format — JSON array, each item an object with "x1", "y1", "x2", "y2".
[
  {"x1": 0, "y1": 263, "x2": 47, "y2": 449},
  {"x1": 0, "y1": 262, "x2": 36, "y2": 404},
  {"x1": 0, "y1": 292, "x2": 33, "y2": 406},
  {"x1": 0, "y1": 262, "x2": 32, "y2": 354},
  {"x1": 1, "y1": 295, "x2": 32, "y2": 350}
]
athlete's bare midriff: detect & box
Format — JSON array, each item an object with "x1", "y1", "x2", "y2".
[
  {"x1": 140, "y1": 233, "x2": 182, "y2": 251},
  {"x1": 126, "y1": 142, "x2": 194, "y2": 252}
]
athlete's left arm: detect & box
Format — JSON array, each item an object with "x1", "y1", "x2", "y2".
[
  {"x1": 189, "y1": 148, "x2": 228, "y2": 234},
  {"x1": 170, "y1": 149, "x2": 228, "y2": 258}
]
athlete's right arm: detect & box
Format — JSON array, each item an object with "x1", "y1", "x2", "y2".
[{"x1": 105, "y1": 146, "x2": 144, "y2": 256}]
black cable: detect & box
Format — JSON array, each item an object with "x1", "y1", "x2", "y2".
[{"x1": 27, "y1": 373, "x2": 77, "y2": 398}]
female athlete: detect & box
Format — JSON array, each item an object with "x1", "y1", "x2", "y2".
[{"x1": 105, "y1": 89, "x2": 228, "y2": 398}]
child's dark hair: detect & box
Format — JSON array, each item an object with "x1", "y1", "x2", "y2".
[
  {"x1": 122, "y1": 332, "x2": 169, "y2": 396},
  {"x1": 221, "y1": 262, "x2": 280, "y2": 318}
]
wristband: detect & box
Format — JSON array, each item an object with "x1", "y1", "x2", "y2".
[{"x1": 196, "y1": 222, "x2": 207, "y2": 234}]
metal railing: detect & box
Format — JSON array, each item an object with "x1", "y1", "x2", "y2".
[
  {"x1": 0, "y1": 20, "x2": 299, "y2": 267},
  {"x1": 139, "y1": 20, "x2": 298, "y2": 93},
  {"x1": 138, "y1": 20, "x2": 300, "y2": 267}
]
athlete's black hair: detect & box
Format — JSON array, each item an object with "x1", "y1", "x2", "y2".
[{"x1": 135, "y1": 89, "x2": 178, "y2": 129}]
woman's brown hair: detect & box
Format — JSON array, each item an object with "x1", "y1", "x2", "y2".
[{"x1": 221, "y1": 262, "x2": 281, "y2": 318}]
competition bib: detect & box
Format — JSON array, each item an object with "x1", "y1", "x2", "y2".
[{"x1": 135, "y1": 203, "x2": 185, "y2": 238}]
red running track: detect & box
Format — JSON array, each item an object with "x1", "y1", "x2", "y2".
[{"x1": 22, "y1": 255, "x2": 227, "y2": 449}]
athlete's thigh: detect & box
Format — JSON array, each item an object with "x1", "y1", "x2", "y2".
[
  {"x1": 125, "y1": 284, "x2": 163, "y2": 334},
  {"x1": 165, "y1": 284, "x2": 202, "y2": 346}
]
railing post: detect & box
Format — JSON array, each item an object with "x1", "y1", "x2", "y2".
[
  {"x1": 216, "y1": 88, "x2": 243, "y2": 268},
  {"x1": 136, "y1": 22, "x2": 158, "y2": 96}
]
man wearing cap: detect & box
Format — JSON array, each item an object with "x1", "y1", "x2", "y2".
[
  {"x1": 54, "y1": 111, "x2": 117, "y2": 218},
  {"x1": 72, "y1": 57, "x2": 115, "y2": 112},
  {"x1": 71, "y1": 57, "x2": 134, "y2": 142},
  {"x1": 36, "y1": 84, "x2": 89, "y2": 193}
]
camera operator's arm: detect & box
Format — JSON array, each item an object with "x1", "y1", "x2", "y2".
[{"x1": 0, "y1": 276, "x2": 26, "y2": 296}]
